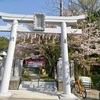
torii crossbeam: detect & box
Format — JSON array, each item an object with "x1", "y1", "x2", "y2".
[{"x1": 0, "y1": 12, "x2": 85, "y2": 100}]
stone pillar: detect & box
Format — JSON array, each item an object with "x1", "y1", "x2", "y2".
[
  {"x1": 57, "y1": 58, "x2": 63, "y2": 91},
  {"x1": 70, "y1": 60, "x2": 75, "y2": 83},
  {"x1": 57, "y1": 58, "x2": 63, "y2": 81},
  {"x1": 14, "y1": 58, "x2": 20, "y2": 77},
  {"x1": 0, "y1": 57, "x2": 6, "y2": 76},
  {"x1": 19, "y1": 60, "x2": 23, "y2": 76},
  {"x1": 0, "y1": 20, "x2": 18, "y2": 94}
]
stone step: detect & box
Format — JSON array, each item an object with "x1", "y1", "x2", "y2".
[{"x1": 19, "y1": 81, "x2": 57, "y2": 92}]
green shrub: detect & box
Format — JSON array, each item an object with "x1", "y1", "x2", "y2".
[
  {"x1": 22, "y1": 72, "x2": 31, "y2": 81},
  {"x1": 40, "y1": 74, "x2": 55, "y2": 82},
  {"x1": 22, "y1": 73, "x2": 30, "y2": 78},
  {"x1": 91, "y1": 75, "x2": 100, "y2": 89}
]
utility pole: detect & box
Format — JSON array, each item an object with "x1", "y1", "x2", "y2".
[{"x1": 60, "y1": 0, "x2": 63, "y2": 16}]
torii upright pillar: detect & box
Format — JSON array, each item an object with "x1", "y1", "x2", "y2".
[
  {"x1": 60, "y1": 22, "x2": 78, "y2": 99},
  {"x1": 0, "y1": 20, "x2": 18, "y2": 95},
  {"x1": 61, "y1": 22, "x2": 71, "y2": 94}
]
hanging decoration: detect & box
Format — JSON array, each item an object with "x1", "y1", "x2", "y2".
[
  {"x1": 52, "y1": 35, "x2": 56, "y2": 44},
  {"x1": 45, "y1": 35, "x2": 48, "y2": 44},
  {"x1": 48, "y1": 35, "x2": 51, "y2": 40},
  {"x1": 23, "y1": 34, "x2": 26, "y2": 43},
  {"x1": 38, "y1": 35, "x2": 41, "y2": 44},
  {"x1": 34, "y1": 33, "x2": 37, "y2": 38},
  {"x1": 27, "y1": 33, "x2": 30, "y2": 39},
  {"x1": 30, "y1": 35, "x2": 33, "y2": 43},
  {"x1": 42, "y1": 34, "x2": 45, "y2": 39}
]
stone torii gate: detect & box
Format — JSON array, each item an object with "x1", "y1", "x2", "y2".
[{"x1": 0, "y1": 12, "x2": 85, "y2": 99}]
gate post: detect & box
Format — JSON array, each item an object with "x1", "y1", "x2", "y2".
[
  {"x1": 61, "y1": 22, "x2": 71, "y2": 94},
  {"x1": 60, "y1": 22, "x2": 78, "y2": 99},
  {"x1": 0, "y1": 20, "x2": 18, "y2": 95}
]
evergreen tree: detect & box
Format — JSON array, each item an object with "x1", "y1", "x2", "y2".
[{"x1": 0, "y1": 36, "x2": 9, "y2": 50}]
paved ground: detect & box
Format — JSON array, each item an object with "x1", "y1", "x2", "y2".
[
  {"x1": 0, "y1": 74, "x2": 99, "y2": 100},
  {"x1": 0, "y1": 90, "x2": 59, "y2": 100},
  {"x1": 78, "y1": 89, "x2": 100, "y2": 100},
  {"x1": 0, "y1": 89, "x2": 99, "y2": 100},
  {"x1": 0, "y1": 80, "x2": 59, "y2": 100}
]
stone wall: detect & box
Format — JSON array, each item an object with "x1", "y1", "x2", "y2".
[
  {"x1": 0, "y1": 76, "x2": 20, "y2": 90},
  {"x1": 57, "y1": 81, "x2": 63, "y2": 91},
  {"x1": 57, "y1": 58, "x2": 75, "y2": 91}
]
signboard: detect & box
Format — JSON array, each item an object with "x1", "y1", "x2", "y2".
[
  {"x1": 34, "y1": 13, "x2": 45, "y2": 31},
  {"x1": 25, "y1": 59, "x2": 45, "y2": 68}
]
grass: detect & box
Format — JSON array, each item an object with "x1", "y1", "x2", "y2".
[
  {"x1": 21, "y1": 72, "x2": 31, "y2": 81},
  {"x1": 21, "y1": 68, "x2": 55, "y2": 82},
  {"x1": 40, "y1": 74, "x2": 56, "y2": 82}
]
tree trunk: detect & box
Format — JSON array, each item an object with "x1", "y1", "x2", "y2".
[{"x1": 48, "y1": 66, "x2": 54, "y2": 78}]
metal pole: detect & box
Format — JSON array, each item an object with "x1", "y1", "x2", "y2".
[
  {"x1": 61, "y1": 22, "x2": 71, "y2": 95},
  {"x1": 0, "y1": 20, "x2": 18, "y2": 94},
  {"x1": 60, "y1": 0, "x2": 63, "y2": 16},
  {"x1": 38, "y1": 69, "x2": 40, "y2": 87}
]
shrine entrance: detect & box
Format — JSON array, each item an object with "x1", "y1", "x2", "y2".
[{"x1": 0, "y1": 12, "x2": 85, "y2": 99}]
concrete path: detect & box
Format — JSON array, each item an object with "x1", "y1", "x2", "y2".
[
  {"x1": 0, "y1": 80, "x2": 59, "y2": 100},
  {"x1": 0, "y1": 89, "x2": 99, "y2": 100},
  {"x1": 0, "y1": 90, "x2": 59, "y2": 100},
  {"x1": 78, "y1": 90, "x2": 100, "y2": 100},
  {"x1": 0, "y1": 78, "x2": 99, "y2": 100}
]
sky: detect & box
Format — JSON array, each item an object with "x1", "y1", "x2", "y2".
[
  {"x1": 0, "y1": 0, "x2": 47, "y2": 14},
  {"x1": 0, "y1": 0, "x2": 49, "y2": 38}
]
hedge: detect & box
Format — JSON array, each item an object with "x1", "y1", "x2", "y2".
[{"x1": 91, "y1": 75, "x2": 100, "y2": 90}]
